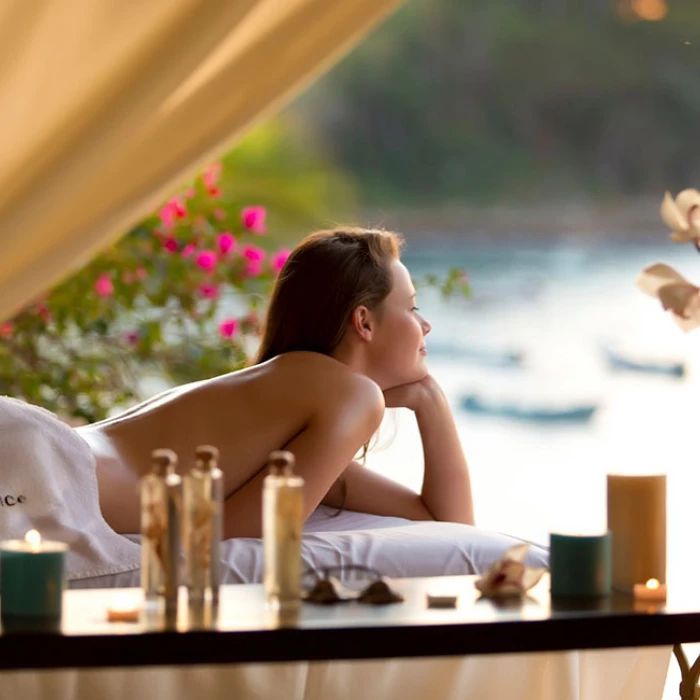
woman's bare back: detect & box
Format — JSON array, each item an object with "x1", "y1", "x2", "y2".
[{"x1": 78, "y1": 352, "x2": 384, "y2": 536}]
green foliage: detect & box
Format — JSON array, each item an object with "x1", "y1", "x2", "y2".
[
  {"x1": 422, "y1": 268, "x2": 472, "y2": 300},
  {"x1": 298, "y1": 0, "x2": 700, "y2": 205},
  {"x1": 0, "y1": 119, "x2": 353, "y2": 423}
]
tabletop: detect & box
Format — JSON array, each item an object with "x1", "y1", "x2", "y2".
[{"x1": 0, "y1": 574, "x2": 696, "y2": 671}]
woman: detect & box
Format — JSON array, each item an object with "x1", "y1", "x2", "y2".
[{"x1": 77, "y1": 227, "x2": 474, "y2": 539}]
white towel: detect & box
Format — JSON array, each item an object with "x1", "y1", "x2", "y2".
[{"x1": 0, "y1": 396, "x2": 141, "y2": 580}]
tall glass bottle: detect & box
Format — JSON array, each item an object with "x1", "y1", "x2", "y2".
[
  {"x1": 140, "y1": 448, "x2": 182, "y2": 614},
  {"x1": 262, "y1": 450, "x2": 304, "y2": 613},
  {"x1": 184, "y1": 445, "x2": 223, "y2": 605}
]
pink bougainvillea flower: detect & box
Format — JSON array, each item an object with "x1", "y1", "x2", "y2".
[
  {"x1": 35, "y1": 304, "x2": 51, "y2": 322},
  {"x1": 95, "y1": 273, "x2": 114, "y2": 298},
  {"x1": 199, "y1": 283, "x2": 219, "y2": 299},
  {"x1": 123, "y1": 330, "x2": 140, "y2": 347},
  {"x1": 207, "y1": 186, "x2": 222, "y2": 198},
  {"x1": 181, "y1": 243, "x2": 196, "y2": 258},
  {"x1": 241, "y1": 206, "x2": 266, "y2": 234},
  {"x1": 122, "y1": 270, "x2": 134, "y2": 284},
  {"x1": 159, "y1": 205, "x2": 176, "y2": 229},
  {"x1": 242, "y1": 244, "x2": 266, "y2": 263},
  {"x1": 184, "y1": 187, "x2": 196, "y2": 199},
  {"x1": 217, "y1": 232, "x2": 236, "y2": 255},
  {"x1": 244, "y1": 260, "x2": 263, "y2": 278},
  {"x1": 162, "y1": 237, "x2": 179, "y2": 254},
  {"x1": 195, "y1": 250, "x2": 218, "y2": 273},
  {"x1": 271, "y1": 247, "x2": 291, "y2": 274},
  {"x1": 0, "y1": 322, "x2": 13, "y2": 339},
  {"x1": 218, "y1": 318, "x2": 238, "y2": 339},
  {"x1": 213, "y1": 208, "x2": 227, "y2": 222},
  {"x1": 241, "y1": 244, "x2": 265, "y2": 278},
  {"x1": 159, "y1": 196, "x2": 187, "y2": 229},
  {"x1": 171, "y1": 197, "x2": 187, "y2": 217},
  {"x1": 135, "y1": 267, "x2": 148, "y2": 280},
  {"x1": 203, "y1": 163, "x2": 222, "y2": 190}
]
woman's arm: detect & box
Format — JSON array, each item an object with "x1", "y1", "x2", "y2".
[
  {"x1": 383, "y1": 374, "x2": 475, "y2": 525},
  {"x1": 321, "y1": 461, "x2": 435, "y2": 520},
  {"x1": 323, "y1": 375, "x2": 475, "y2": 525}
]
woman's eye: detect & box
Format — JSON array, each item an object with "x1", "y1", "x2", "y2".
[{"x1": 411, "y1": 306, "x2": 420, "y2": 312}]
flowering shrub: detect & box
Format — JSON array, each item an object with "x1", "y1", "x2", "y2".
[{"x1": 0, "y1": 160, "x2": 295, "y2": 423}]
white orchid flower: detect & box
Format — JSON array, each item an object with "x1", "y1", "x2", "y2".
[
  {"x1": 636, "y1": 263, "x2": 700, "y2": 332},
  {"x1": 474, "y1": 543, "x2": 546, "y2": 599},
  {"x1": 660, "y1": 189, "x2": 700, "y2": 243}
]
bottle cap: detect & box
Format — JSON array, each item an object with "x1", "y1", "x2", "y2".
[
  {"x1": 151, "y1": 448, "x2": 177, "y2": 475},
  {"x1": 194, "y1": 445, "x2": 219, "y2": 470},
  {"x1": 267, "y1": 450, "x2": 295, "y2": 475}
]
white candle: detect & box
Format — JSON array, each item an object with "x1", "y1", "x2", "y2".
[{"x1": 607, "y1": 474, "x2": 666, "y2": 592}]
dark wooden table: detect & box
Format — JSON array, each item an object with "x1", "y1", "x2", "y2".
[{"x1": 1, "y1": 575, "x2": 698, "y2": 698}]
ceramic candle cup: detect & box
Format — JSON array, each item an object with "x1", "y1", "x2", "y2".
[
  {"x1": 0, "y1": 530, "x2": 68, "y2": 632},
  {"x1": 550, "y1": 532, "x2": 612, "y2": 599}
]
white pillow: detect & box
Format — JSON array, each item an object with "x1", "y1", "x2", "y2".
[{"x1": 70, "y1": 508, "x2": 548, "y2": 588}]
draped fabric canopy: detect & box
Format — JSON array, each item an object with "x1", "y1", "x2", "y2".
[{"x1": 0, "y1": 0, "x2": 400, "y2": 321}]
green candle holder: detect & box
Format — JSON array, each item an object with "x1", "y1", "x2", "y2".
[
  {"x1": 550, "y1": 532, "x2": 612, "y2": 599},
  {"x1": 0, "y1": 531, "x2": 68, "y2": 633}
]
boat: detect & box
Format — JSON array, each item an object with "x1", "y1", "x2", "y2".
[
  {"x1": 428, "y1": 343, "x2": 524, "y2": 368},
  {"x1": 604, "y1": 349, "x2": 685, "y2": 379},
  {"x1": 460, "y1": 394, "x2": 598, "y2": 423}
]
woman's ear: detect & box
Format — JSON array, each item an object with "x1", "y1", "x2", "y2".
[{"x1": 350, "y1": 305, "x2": 373, "y2": 342}]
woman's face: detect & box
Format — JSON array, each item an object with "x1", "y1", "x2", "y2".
[{"x1": 367, "y1": 259, "x2": 431, "y2": 390}]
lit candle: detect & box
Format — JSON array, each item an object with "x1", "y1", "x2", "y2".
[
  {"x1": 0, "y1": 529, "x2": 68, "y2": 632},
  {"x1": 106, "y1": 593, "x2": 141, "y2": 623},
  {"x1": 633, "y1": 578, "x2": 667, "y2": 602}
]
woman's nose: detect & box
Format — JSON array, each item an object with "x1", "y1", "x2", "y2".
[{"x1": 421, "y1": 316, "x2": 431, "y2": 336}]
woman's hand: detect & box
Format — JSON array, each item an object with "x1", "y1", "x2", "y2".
[
  {"x1": 382, "y1": 374, "x2": 443, "y2": 413},
  {"x1": 384, "y1": 373, "x2": 475, "y2": 526}
]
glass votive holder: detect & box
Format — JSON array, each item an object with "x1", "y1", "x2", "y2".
[
  {"x1": 550, "y1": 531, "x2": 612, "y2": 599},
  {"x1": 0, "y1": 529, "x2": 68, "y2": 632}
]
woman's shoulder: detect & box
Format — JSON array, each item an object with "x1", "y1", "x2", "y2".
[{"x1": 265, "y1": 352, "x2": 383, "y2": 400}]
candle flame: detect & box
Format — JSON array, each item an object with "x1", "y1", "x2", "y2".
[
  {"x1": 646, "y1": 578, "x2": 660, "y2": 590},
  {"x1": 24, "y1": 529, "x2": 41, "y2": 551}
]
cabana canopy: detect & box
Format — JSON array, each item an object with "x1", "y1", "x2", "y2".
[{"x1": 0, "y1": 0, "x2": 400, "y2": 320}]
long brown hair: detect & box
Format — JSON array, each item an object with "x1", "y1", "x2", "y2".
[{"x1": 255, "y1": 227, "x2": 403, "y2": 364}]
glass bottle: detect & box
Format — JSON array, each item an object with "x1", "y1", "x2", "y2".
[
  {"x1": 140, "y1": 448, "x2": 182, "y2": 614},
  {"x1": 262, "y1": 450, "x2": 304, "y2": 613},
  {"x1": 183, "y1": 445, "x2": 223, "y2": 605}
]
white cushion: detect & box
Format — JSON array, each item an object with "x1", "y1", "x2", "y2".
[{"x1": 70, "y1": 507, "x2": 548, "y2": 588}]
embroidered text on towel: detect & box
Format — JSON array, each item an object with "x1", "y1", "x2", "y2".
[{"x1": 0, "y1": 494, "x2": 26, "y2": 506}]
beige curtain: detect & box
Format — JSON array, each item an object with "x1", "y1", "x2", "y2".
[{"x1": 0, "y1": 0, "x2": 401, "y2": 321}]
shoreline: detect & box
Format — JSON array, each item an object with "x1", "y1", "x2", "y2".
[{"x1": 360, "y1": 196, "x2": 669, "y2": 243}]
